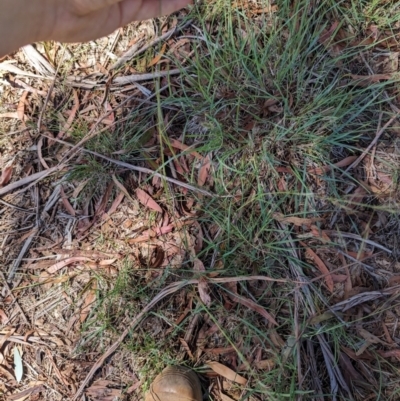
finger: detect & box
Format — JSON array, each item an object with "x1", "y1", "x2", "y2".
[
  {"x1": 119, "y1": 0, "x2": 191, "y2": 24},
  {"x1": 71, "y1": 0, "x2": 125, "y2": 15}
]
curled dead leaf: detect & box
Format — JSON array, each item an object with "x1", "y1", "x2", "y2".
[
  {"x1": 0, "y1": 165, "x2": 13, "y2": 187},
  {"x1": 198, "y1": 156, "x2": 211, "y2": 187},
  {"x1": 136, "y1": 188, "x2": 163, "y2": 213},
  {"x1": 302, "y1": 244, "x2": 334, "y2": 293},
  {"x1": 272, "y1": 212, "x2": 321, "y2": 227},
  {"x1": 207, "y1": 361, "x2": 247, "y2": 385},
  {"x1": 193, "y1": 258, "x2": 211, "y2": 306},
  {"x1": 48, "y1": 257, "x2": 94, "y2": 274},
  {"x1": 226, "y1": 289, "x2": 278, "y2": 326}
]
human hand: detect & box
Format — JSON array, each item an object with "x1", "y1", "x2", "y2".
[{"x1": 1, "y1": 0, "x2": 191, "y2": 57}]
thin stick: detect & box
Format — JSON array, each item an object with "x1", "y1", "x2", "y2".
[
  {"x1": 112, "y1": 68, "x2": 184, "y2": 86},
  {"x1": 344, "y1": 112, "x2": 400, "y2": 173}
]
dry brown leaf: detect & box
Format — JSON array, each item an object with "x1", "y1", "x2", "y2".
[
  {"x1": 254, "y1": 358, "x2": 275, "y2": 371},
  {"x1": 0, "y1": 165, "x2": 13, "y2": 187},
  {"x1": 80, "y1": 284, "x2": 97, "y2": 323},
  {"x1": 198, "y1": 156, "x2": 211, "y2": 187},
  {"x1": 350, "y1": 73, "x2": 395, "y2": 85},
  {"x1": 309, "y1": 225, "x2": 331, "y2": 242},
  {"x1": 347, "y1": 186, "x2": 367, "y2": 209},
  {"x1": 319, "y1": 22, "x2": 340, "y2": 44},
  {"x1": 17, "y1": 91, "x2": 28, "y2": 121},
  {"x1": 48, "y1": 257, "x2": 94, "y2": 274},
  {"x1": 126, "y1": 380, "x2": 142, "y2": 393},
  {"x1": 228, "y1": 291, "x2": 277, "y2": 326},
  {"x1": 310, "y1": 155, "x2": 358, "y2": 175},
  {"x1": 104, "y1": 191, "x2": 125, "y2": 218},
  {"x1": 378, "y1": 349, "x2": 400, "y2": 360},
  {"x1": 193, "y1": 258, "x2": 211, "y2": 306},
  {"x1": 302, "y1": 244, "x2": 334, "y2": 293},
  {"x1": 136, "y1": 188, "x2": 162, "y2": 213},
  {"x1": 179, "y1": 338, "x2": 194, "y2": 359},
  {"x1": 60, "y1": 186, "x2": 76, "y2": 217},
  {"x1": 148, "y1": 43, "x2": 167, "y2": 67},
  {"x1": 98, "y1": 258, "x2": 117, "y2": 266},
  {"x1": 272, "y1": 212, "x2": 321, "y2": 227},
  {"x1": 169, "y1": 138, "x2": 203, "y2": 159},
  {"x1": 58, "y1": 89, "x2": 79, "y2": 139},
  {"x1": 0, "y1": 309, "x2": 8, "y2": 324},
  {"x1": 207, "y1": 361, "x2": 247, "y2": 385}
]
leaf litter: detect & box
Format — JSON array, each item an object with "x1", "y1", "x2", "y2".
[{"x1": 1, "y1": 2, "x2": 400, "y2": 401}]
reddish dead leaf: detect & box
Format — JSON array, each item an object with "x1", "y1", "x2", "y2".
[
  {"x1": 310, "y1": 155, "x2": 358, "y2": 175},
  {"x1": 319, "y1": 21, "x2": 339, "y2": 42},
  {"x1": 192, "y1": 220, "x2": 204, "y2": 254},
  {"x1": 60, "y1": 186, "x2": 76, "y2": 217},
  {"x1": 58, "y1": 89, "x2": 79, "y2": 139},
  {"x1": 350, "y1": 73, "x2": 394, "y2": 86},
  {"x1": 0, "y1": 165, "x2": 13, "y2": 187},
  {"x1": 136, "y1": 188, "x2": 163, "y2": 213},
  {"x1": 377, "y1": 349, "x2": 400, "y2": 360},
  {"x1": 48, "y1": 257, "x2": 94, "y2": 274},
  {"x1": 104, "y1": 101, "x2": 115, "y2": 127},
  {"x1": 302, "y1": 244, "x2": 334, "y2": 293},
  {"x1": 126, "y1": 380, "x2": 142, "y2": 394},
  {"x1": 193, "y1": 258, "x2": 211, "y2": 306},
  {"x1": 148, "y1": 43, "x2": 167, "y2": 67},
  {"x1": 347, "y1": 186, "x2": 367, "y2": 209},
  {"x1": 331, "y1": 274, "x2": 348, "y2": 283},
  {"x1": 254, "y1": 359, "x2": 275, "y2": 371},
  {"x1": 310, "y1": 225, "x2": 331, "y2": 242},
  {"x1": 276, "y1": 166, "x2": 294, "y2": 174},
  {"x1": 204, "y1": 346, "x2": 235, "y2": 355},
  {"x1": 227, "y1": 291, "x2": 277, "y2": 326},
  {"x1": 207, "y1": 361, "x2": 247, "y2": 385},
  {"x1": 103, "y1": 191, "x2": 125, "y2": 218},
  {"x1": 179, "y1": 338, "x2": 194, "y2": 359},
  {"x1": 0, "y1": 309, "x2": 8, "y2": 324},
  {"x1": 17, "y1": 91, "x2": 28, "y2": 121},
  {"x1": 198, "y1": 156, "x2": 211, "y2": 187},
  {"x1": 169, "y1": 138, "x2": 203, "y2": 159},
  {"x1": 273, "y1": 212, "x2": 321, "y2": 227}
]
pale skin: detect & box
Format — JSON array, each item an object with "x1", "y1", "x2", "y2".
[{"x1": 0, "y1": 0, "x2": 190, "y2": 57}]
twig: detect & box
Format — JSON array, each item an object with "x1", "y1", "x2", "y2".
[
  {"x1": 43, "y1": 135, "x2": 215, "y2": 197},
  {"x1": 112, "y1": 68, "x2": 184, "y2": 85},
  {"x1": 344, "y1": 112, "x2": 400, "y2": 173}
]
